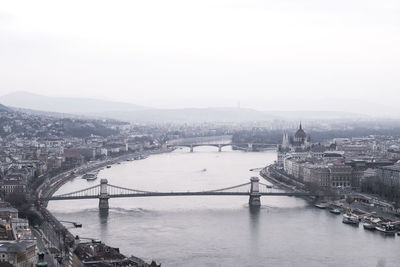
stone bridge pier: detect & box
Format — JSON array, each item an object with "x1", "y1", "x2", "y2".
[
  {"x1": 249, "y1": 176, "x2": 261, "y2": 207},
  {"x1": 99, "y1": 179, "x2": 110, "y2": 210}
]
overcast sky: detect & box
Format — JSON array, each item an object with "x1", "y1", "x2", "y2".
[{"x1": 1, "y1": 0, "x2": 399, "y2": 115}]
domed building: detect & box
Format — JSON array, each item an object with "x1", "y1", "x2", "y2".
[
  {"x1": 277, "y1": 123, "x2": 313, "y2": 166},
  {"x1": 281, "y1": 123, "x2": 311, "y2": 152},
  {"x1": 294, "y1": 123, "x2": 307, "y2": 143}
]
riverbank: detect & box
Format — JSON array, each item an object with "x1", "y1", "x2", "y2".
[
  {"x1": 260, "y1": 165, "x2": 315, "y2": 203},
  {"x1": 261, "y1": 164, "x2": 400, "y2": 233}
]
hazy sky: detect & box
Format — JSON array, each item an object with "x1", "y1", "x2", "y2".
[{"x1": 1, "y1": 0, "x2": 400, "y2": 114}]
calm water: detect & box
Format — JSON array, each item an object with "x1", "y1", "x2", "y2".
[{"x1": 49, "y1": 147, "x2": 399, "y2": 267}]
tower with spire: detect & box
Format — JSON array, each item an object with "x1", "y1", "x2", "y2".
[
  {"x1": 281, "y1": 122, "x2": 311, "y2": 151},
  {"x1": 282, "y1": 131, "x2": 289, "y2": 149}
]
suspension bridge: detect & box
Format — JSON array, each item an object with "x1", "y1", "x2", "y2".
[
  {"x1": 167, "y1": 143, "x2": 277, "y2": 152},
  {"x1": 41, "y1": 177, "x2": 312, "y2": 210}
]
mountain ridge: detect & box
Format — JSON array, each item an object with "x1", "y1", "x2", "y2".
[
  {"x1": 0, "y1": 91, "x2": 368, "y2": 122},
  {"x1": 0, "y1": 91, "x2": 148, "y2": 114}
]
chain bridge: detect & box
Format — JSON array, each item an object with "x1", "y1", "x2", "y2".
[{"x1": 41, "y1": 177, "x2": 311, "y2": 210}]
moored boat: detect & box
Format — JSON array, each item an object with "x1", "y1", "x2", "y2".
[
  {"x1": 329, "y1": 208, "x2": 341, "y2": 215},
  {"x1": 342, "y1": 213, "x2": 359, "y2": 225},
  {"x1": 314, "y1": 203, "x2": 328, "y2": 209},
  {"x1": 363, "y1": 222, "x2": 376, "y2": 231},
  {"x1": 375, "y1": 223, "x2": 396, "y2": 235}
]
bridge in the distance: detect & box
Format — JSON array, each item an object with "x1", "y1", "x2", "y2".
[
  {"x1": 41, "y1": 177, "x2": 312, "y2": 210},
  {"x1": 167, "y1": 142, "x2": 277, "y2": 152}
]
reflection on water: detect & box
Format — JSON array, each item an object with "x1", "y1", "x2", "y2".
[
  {"x1": 49, "y1": 148, "x2": 399, "y2": 267},
  {"x1": 99, "y1": 209, "x2": 109, "y2": 227},
  {"x1": 248, "y1": 205, "x2": 260, "y2": 255}
]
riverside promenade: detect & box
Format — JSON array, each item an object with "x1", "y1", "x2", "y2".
[
  {"x1": 260, "y1": 165, "x2": 308, "y2": 194},
  {"x1": 261, "y1": 164, "x2": 400, "y2": 225}
]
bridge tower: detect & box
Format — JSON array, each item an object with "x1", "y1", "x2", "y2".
[
  {"x1": 218, "y1": 144, "x2": 222, "y2": 152},
  {"x1": 99, "y1": 179, "x2": 110, "y2": 210},
  {"x1": 249, "y1": 177, "x2": 261, "y2": 207},
  {"x1": 247, "y1": 143, "x2": 253, "y2": 152}
]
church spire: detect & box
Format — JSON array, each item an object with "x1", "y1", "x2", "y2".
[{"x1": 299, "y1": 122, "x2": 302, "y2": 130}]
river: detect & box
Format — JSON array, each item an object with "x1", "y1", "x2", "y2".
[{"x1": 48, "y1": 147, "x2": 399, "y2": 267}]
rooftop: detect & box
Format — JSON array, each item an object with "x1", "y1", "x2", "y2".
[
  {"x1": 380, "y1": 165, "x2": 400, "y2": 172},
  {"x1": 0, "y1": 240, "x2": 36, "y2": 253},
  {"x1": 0, "y1": 208, "x2": 18, "y2": 213}
]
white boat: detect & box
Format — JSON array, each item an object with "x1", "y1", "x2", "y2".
[
  {"x1": 82, "y1": 173, "x2": 97, "y2": 181},
  {"x1": 342, "y1": 213, "x2": 359, "y2": 225},
  {"x1": 363, "y1": 222, "x2": 376, "y2": 231},
  {"x1": 314, "y1": 203, "x2": 328, "y2": 209},
  {"x1": 375, "y1": 224, "x2": 396, "y2": 235},
  {"x1": 329, "y1": 208, "x2": 341, "y2": 215}
]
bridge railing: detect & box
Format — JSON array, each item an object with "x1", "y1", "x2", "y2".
[
  {"x1": 206, "y1": 182, "x2": 251, "y2": 193},
  {"x1": 107, "y1": 184, "x2": 155, "y2": 195},
  {"x1": 52, "y1": 184, "x2": 100, "y2": 199},
  {"x1": 258, "y1": 182, "x2": 280, "y2": 193}
]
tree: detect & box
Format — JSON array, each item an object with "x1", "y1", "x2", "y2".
[
  {"x1": 5, "y1": 193, "x2": 27, "y2": 209},
  {"x1": 345, "y1": 196, "x2": 354, "y2": 204}
]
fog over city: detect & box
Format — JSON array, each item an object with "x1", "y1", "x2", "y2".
[
  {"x1": 1, "y1": 0, "x2": 400, "y2": 116},
  {"x1": 2, "y1": 1, "x2": 400, "y2": 267}
]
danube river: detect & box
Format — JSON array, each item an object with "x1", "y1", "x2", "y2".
[{"x1": 49, "y1": 147, "x2": 398, "y2": 267}]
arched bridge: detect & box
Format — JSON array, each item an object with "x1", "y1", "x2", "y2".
[
  {"x1": 41, "y1": 177, "x2": 311, "y2": 210},
  {"x1": 167, "y1": 143, "x2": 277, "y2": 152}
]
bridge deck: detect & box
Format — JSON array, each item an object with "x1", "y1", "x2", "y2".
[
  {"x1": 46, "y1": 191, "x2": 311, "y2": 201},
  {"x1": 169, "y1": 143, "x2": 277, "y2": 146}
]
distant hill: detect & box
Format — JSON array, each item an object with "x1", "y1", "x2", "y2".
[
  {"x1": 0, "y1": 103, "x2": 10, "y2": 112},
  {"x1": 0, "y1": 91, "x2": 367, "y2": 123},
  {"x1": 263, "y1": 110, "x2": 366, "y2": 120},
  {"x1": 0, "y1": 91, "x2": 147, "y2": 114},
  {"x1": 92, "y1": 108, "x2": 366, "y2": 123},
  {"x1": 94, "y1": 107, "x2": 274, "y2": 123}
]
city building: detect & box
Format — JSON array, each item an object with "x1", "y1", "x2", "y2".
[
  {"x1": 377, "y1": 165, "x2": 400, "y2": 187},
  {"x1": 0, "y1": 179, "x2": 27, "y2": 197},
  {"x1": 0, "y1": 240, "x2": 37, "y2": 267}
]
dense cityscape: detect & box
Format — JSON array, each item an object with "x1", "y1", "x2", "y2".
[
  {"x1": 0, "y1": 101, "x2": 399, "y2": 266},
  {"x1": 2, "y1": 1, "x2": 400, "y2": 265}
]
